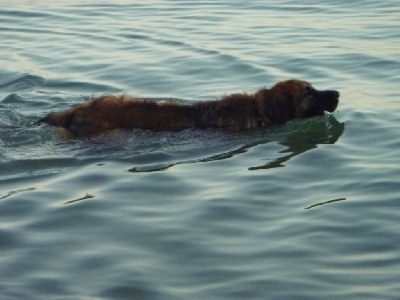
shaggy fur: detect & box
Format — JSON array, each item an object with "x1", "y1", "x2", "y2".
[{"x1": 38, "y1": 79, "x2": 339, "y2": 137}]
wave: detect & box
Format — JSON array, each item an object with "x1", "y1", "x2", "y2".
[{"x1": 0, "y1": 74, "x2": 45, "y2": 93}]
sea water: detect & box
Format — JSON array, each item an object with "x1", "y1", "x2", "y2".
[{"x1": 0, "y1": 1, "x2": 399, "y2": 299}]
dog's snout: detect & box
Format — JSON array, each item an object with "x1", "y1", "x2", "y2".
[
  {"x1": 325, "y1": 90, "x2": 339, "y2": 99},
  {"x1": 318, "y1": 90, "x2": 339, "y2": 101}
]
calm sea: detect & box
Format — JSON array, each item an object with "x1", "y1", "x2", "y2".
[{"x1": 1, "y1": 1, "x2": 399, "y2": 299}]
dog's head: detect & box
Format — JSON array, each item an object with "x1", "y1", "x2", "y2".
[{"x1": 255, "y1": 79, "x2": 339, "y2": 124}]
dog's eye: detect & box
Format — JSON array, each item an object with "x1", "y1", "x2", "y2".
[{"x1": 303, "y1": 86, "x2": 314, "y2": 97}]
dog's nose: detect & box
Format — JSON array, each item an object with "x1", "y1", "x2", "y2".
[{"x1": 326, "y1": 90, "x2": 340, "y2": 101}]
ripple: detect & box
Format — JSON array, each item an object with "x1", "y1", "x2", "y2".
[
  {"x1": 0, "y1": 1, "x2": 399, "y2": 299},
  {"x1": 0, "y1": 74, "x2": 45, "y2": 92}
]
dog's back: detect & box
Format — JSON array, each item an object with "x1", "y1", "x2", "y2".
[{"x1": 39, "y1": 94, "x2": 256, "y2": 137}]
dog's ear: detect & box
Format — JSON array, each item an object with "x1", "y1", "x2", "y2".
[{"x1": 255, "y1": 88, "x2": 294, "y2": 124}]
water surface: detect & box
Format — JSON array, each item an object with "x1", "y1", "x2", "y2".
[{"x1": 1, "y1": 1, "x2": 399, "y2": 299}]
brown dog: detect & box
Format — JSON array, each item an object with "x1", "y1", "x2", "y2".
[{"x1": 38, "y1": 79, "x2": 339, "y2": 137}]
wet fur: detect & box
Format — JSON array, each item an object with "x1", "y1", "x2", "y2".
[{"x1": 39, "y1": 79, "x2": 339, "y2": 137}]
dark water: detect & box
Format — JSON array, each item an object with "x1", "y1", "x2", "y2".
[{"x1": 1, "y1": 1, "x2": 399, "y2": 299}]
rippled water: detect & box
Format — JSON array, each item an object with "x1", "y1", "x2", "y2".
[{"x1": 1, "y1": 1, "x2": 399, "y2": 299}]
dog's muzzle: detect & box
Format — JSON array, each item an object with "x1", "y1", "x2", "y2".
[{"x1": 316, "y1": 90, "x2": 340, "y2": 113}]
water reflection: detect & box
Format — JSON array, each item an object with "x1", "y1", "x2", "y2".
[
  {"x1": 249, "y1": 115, "x2": 345, "y2": 170},
  {"x1": 128, "y1": 115, "x2": 344, "y2": 173}
]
